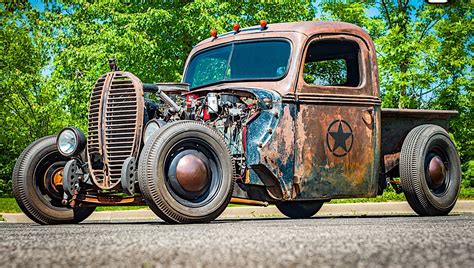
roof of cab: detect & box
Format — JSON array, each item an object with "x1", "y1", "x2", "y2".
[{"x1": 195, "y1": 21, "x2": 372, "y2": 48}]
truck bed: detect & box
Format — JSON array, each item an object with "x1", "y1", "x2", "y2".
[{"x1": 381, "y1": 108, "x2": 458, "y2": 156}]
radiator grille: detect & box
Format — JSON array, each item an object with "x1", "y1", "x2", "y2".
[{"x1": 87, "y1": 72, "x2": 143, "y2": 190}]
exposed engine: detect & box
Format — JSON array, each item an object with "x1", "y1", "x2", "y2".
[{"x1": 144, "y1": 89, "x2": 258, "y2": 180}]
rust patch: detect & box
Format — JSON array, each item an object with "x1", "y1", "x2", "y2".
[
  {"x1": 258, "y1": 104, "x2": 296, "y2": 196},
  {"x1": 294, "y1": 104, "x2": 377, "y2": 199},
  {"x1": 260, "y1": 105, "x2": 294, "y2": 168}
]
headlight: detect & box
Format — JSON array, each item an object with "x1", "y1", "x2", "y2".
[
  {"x1": 57, "y1": 127, "x2": 86, "y2": 157},
  {"x1": 143, "y1": 119, "x2": 166, "y2": 144}
]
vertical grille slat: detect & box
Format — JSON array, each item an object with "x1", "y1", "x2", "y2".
[{"x1": 87, "y1": 72, "x2": 144, "y2": 190}]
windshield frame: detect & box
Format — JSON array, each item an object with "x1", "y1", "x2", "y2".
[{"x1": 183, "y1": 38, "x2": 293, "y2": 90}]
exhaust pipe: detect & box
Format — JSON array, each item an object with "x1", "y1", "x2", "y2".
[{"x1": 143, "y1": 83, "x2": 182, "y2": 113}]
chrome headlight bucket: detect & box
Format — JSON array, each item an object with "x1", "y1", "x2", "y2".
[
  {"x1": 57, "y1": 127, "x2": 86, "y2": 157},
  {"x1": 143, "y1": 119, "x2": 166, "y2": 144}
]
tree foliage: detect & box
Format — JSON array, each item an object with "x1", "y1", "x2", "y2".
[{"x1": 0, "y1": 0, "x2": 472, "y2": 195}]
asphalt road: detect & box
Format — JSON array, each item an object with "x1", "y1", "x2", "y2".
[{"x1": 1, "y1": 215, "x2": 473, "y2": 267}]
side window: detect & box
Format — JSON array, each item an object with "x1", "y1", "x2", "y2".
[{"x1": 303, "y1": 39, "x2": 360, "y2": 87}]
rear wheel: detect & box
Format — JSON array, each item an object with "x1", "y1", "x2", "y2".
[
  {"x1": 276, "y1": 201, "x2": 324, "y2": 219},
  {"x1": 400, "y1": 124, "x2": 461, "y2": 216},
  {"x1": 12, "y1": 136, "x2": 95, "y2": 225},
  {"x1": 138, "y1": 121, "x2": 234, "y2": 223}
]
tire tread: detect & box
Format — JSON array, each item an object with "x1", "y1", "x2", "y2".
[{"x1": 400, "y1": 124, "x2": 460, "y2": 216}]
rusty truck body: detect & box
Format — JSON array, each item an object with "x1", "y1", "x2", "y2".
[{"x1": 13, "y1": 21, "x2": 461, "y2": 224}]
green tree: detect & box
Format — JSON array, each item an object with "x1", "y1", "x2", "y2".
[{"x1": 0, "y1": 4, "x2": 67, "y2": 195}]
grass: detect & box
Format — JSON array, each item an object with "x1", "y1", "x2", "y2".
[
  {"x1": 0, "y1": 215, "x2": 4, "y2": 221},
  {"x1": 329, "y1": 187, "x2": 406, "y2": 204},
  {"x1": 460, "y1": 186, "x2": 474, "y2": 199},
  {"x1": 331, "y1": 186, "x2": 474, "y2": 204},
  {"x1": 0, "y1": 198, "x2": 149, "y2": 213},
  {"x1": 1, "y1": 187, "x2": 472, "y2": 213},
  {"x1": 0, "y1": 198, "x2": 21, "y2": 213}
]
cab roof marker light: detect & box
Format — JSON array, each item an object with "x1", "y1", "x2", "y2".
[
  {"x1": 260, "y1": 20, "x2": 268, "y2": 30},
  {"x1": 210, "y1": 29, "x2": 218, "y2": 39},
  {"x1": 233, "y1": 23, "x2": 240, "y2": 33}
]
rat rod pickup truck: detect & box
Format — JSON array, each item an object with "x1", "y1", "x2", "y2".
[{"x1": 13, "y1": 21, "x2": 461, "y2": 224}]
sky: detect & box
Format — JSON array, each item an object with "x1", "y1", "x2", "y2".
[{"x1": 30, "y1": 0, "x2": 45, "y2": 11}]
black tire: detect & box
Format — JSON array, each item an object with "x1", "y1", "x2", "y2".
[
  {"x1": 276, "y1": 201, "x2": 324, "y2": 219},
  {"x1": 138, "y1": 121, "x2": 234, "y2": 223},
  {"x1": 12, "y1": 136, "x2": 95, "y2": 225},
  {"x1": 400, "y1": 124, "x2": 461, "y2": 216}
]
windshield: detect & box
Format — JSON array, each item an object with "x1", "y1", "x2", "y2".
[{"x1": 184, "y1": 40, "x2": 291, "y2": 89}]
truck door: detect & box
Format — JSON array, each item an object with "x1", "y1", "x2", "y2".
[{"x1": 292, "y1": 34, "x2": 381, "y2": 199}]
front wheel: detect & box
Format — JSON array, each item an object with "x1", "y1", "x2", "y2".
[
  {"x1": 138, "y1": 121, "x2": 235, "y2": 223},
  {"x1": 276, "y1": 201, "x2": 324, "y2": 219},
  {"x1": 12, "y1": 136, "x2": 95, "y2": 225},
  {"x1": 400, "y1": 124, "x2": 461, "y2": 216}
]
